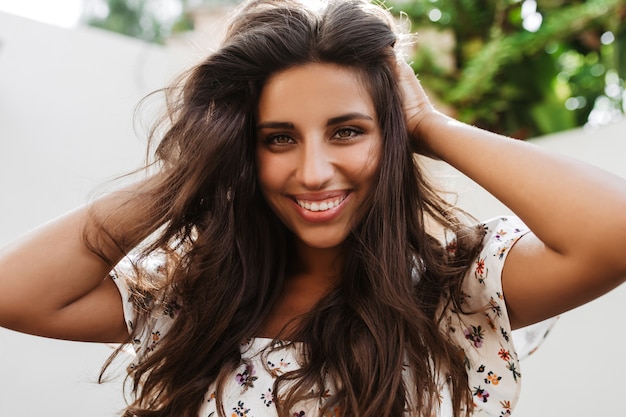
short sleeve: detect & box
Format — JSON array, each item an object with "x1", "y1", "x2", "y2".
[
  {"x1": 440, "y1": 216, "x2": 539, "y2": 416},
  {"x1": 108, "y1": 258, "x2": 137, "y2": 336},
  {"x1": 109, "y1": 256, "x2": 180, "y2": 367}
]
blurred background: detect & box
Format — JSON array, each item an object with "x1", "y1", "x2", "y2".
[{"x1": 0, "y1": 0, "x2": 625, "y2": 416}]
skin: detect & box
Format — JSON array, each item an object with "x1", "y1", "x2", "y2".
[
  {"x1": 256, "y1": 63, "x2": 381, "y2": 251},
  {"x1": 0, "y1": 190, "x2": 131, "y2": 342},
  {"x1": 0, "y1": 60, "x2": 625, "y2": 344},
  {"x1": 255, "y1": 63, "x2": 381, "y2": 336}
]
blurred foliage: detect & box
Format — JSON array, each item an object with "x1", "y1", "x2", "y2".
[
  {"x1": 83, "y1": 0, "x2": 239, "y2": 44},
  {"x1": 390, "y1": 0, "x2": 626, "y2": 137},
  {"x1": 84, "y1": 0, "x2": 624, "y2": 136}
]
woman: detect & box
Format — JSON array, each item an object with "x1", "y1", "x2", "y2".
[{"x1": 0, "y1": 0, "x2": 625, "y2": 416}]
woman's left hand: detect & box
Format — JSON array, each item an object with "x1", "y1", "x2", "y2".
[
  {"x1": 396, "y1": 60, "x2": 437, "y2": 153},
  {"x1": 396, "y1": 58, "x2": 626, "y2": 329}
]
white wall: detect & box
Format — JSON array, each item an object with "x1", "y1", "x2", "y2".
[
  {"x1": 0, "y1": 11, "x2": 625, "y2": 417},
  {"x1": 0, "y1": 12, "x2": 178, "y2": 417}
]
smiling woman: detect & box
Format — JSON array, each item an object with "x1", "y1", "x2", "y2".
[
  {"x1": 257, "y1": 63, "x2": 381, "y2": 251},
  {"x1": 0, "y1": 1, "x2": 625, "y2": 417}
]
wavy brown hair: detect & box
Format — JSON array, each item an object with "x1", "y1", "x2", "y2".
[{"x1": 97, "y1": 1, "x2": 484, "y2": 416}]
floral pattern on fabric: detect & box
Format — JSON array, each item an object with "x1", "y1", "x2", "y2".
[
  {"x1": 111, "y1": 216, "x2": 550, "y2": 417},
  {"x1": 439, "y1": 216, "x2": 530, "y2": 416}
]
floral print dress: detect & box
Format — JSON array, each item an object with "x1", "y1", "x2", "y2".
[{"x1": 111, "y1": 216, "x2": 554, "y2": 417}]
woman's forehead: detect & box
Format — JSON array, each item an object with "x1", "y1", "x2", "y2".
[{"x1": 258, "y1": 63, "x2": 377, "y2": 123}]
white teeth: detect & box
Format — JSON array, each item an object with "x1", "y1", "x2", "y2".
[{"x1": 296, "y1": 196, "x2": 345, "y2": 212}]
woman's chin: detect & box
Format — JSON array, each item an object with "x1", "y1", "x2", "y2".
[{"x1": 296, "y1": 232, "x2": 346, "y2": 251}]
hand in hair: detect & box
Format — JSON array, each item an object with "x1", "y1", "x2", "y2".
[
  {"x1": 397, "y1": 58, "x2": 626, "y2": 329},
  {"x1": 396, "y1": 60, "x2": 436, "y2": 154}
]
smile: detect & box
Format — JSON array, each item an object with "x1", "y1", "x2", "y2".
[{"x1": 294, "y1": 194, "x2": 348, "y2": 212}]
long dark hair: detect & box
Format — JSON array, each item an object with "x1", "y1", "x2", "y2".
[{"x1": 97, "y1": 1, "x2": 484, "y2": 416}]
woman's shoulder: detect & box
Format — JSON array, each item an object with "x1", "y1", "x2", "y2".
[
  {"x1": 109, "y1": 253, "x2": 181, "y2": 361},
  {"x1": 478, "y1": 216, "x2": 530, "y2": 252},
  {"x1": 451, "y1": 215, "x2": 530, "y2": 316},
  {"x1": 439, "y1": 216, "x2": 550, "y2": 416}
]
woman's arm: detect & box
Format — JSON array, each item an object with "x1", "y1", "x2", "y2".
[
  {"x1": 398, "y1": 62, "x2": 626, "y2": 329},
  {"x1": 0, "y1": 181, "x2": 156, "y2": 343}
]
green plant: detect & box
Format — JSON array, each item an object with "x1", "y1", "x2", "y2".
[
  {"x1": 390, "y1": 0, "x2": 626, "y2": 137},
  {"x1": 84, "y1": 0, "x2": 196, "y2": 44}
]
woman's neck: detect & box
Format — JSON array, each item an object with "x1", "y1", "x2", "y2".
[
  {"x1": 257, "y1": 240, "x2": 343, "y2": 340},
  {"x1": 291, "y1": 239, "x2": 343, "y2": 286}
]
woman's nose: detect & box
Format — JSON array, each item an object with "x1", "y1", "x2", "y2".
[{"x1": 296, "y1": 139, "x2": 334, "y2": 190}]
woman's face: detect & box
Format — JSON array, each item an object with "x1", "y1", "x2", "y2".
[{"x1": 256, "y1": 63, "x2": 382, "y2": 250}]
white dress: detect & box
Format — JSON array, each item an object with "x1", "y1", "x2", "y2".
[{"x1": 111, "y1": 216, "x2": 554, "y2": 417}]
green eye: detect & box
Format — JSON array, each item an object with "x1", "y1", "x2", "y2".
[
  {"x1": 268, "y1": 134, "x2": 294, "y2": 145},
  {"x1": 334, "y1": 128, "x2": 362, "y2": 139}
]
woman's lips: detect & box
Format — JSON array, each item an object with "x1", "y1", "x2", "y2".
[
  {"x1": 294, "y1": 194, "x2": 348, "y2": 212},
  {"x1": 289, "y1": 191, "x2": 351, "y2": 222}
]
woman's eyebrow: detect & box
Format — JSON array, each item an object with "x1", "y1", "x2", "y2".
[
  {"x1": 326, "y1": 112, "x2": 374, "y2": 126},
  {"x1": 257, "y1": 113, "x2": 374, "y2": 130},
  {"x1": 257, "y1": 121, "x2": 294, "y2": 130}
]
